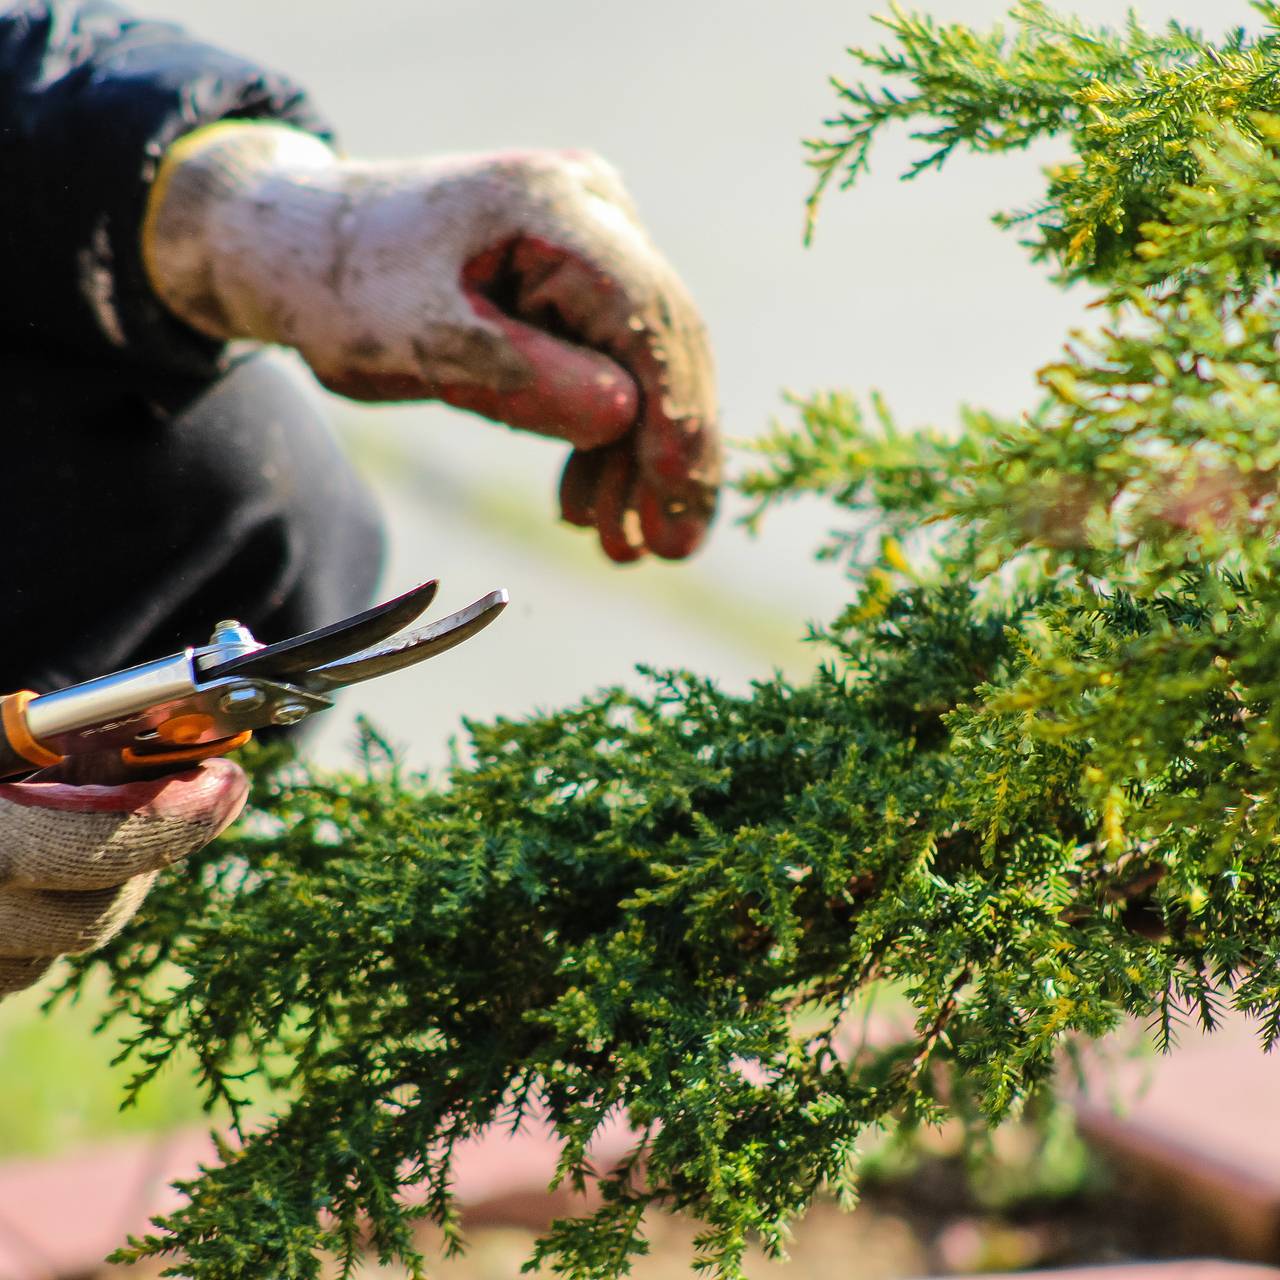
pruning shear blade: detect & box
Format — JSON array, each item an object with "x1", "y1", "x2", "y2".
[
  {"x1": 204, "y1": 579, "x2": 441, "y2": 682},
  {"x1": 305, "y1": 589, "x2": 510, "y2": 692}
]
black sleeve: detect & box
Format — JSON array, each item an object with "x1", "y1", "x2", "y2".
[{"x1": 0, "y1": 1, "x2": 334, "y2": 373}]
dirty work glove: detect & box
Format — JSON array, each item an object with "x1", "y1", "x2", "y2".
[
  {"x1": 142, "y1": 123, "x2": 719, "y2": 564},
  {"x1": 0, "y1": 759, "x2": 247, "y2": 998}
]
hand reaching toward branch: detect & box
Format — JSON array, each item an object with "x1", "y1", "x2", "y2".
[{"x1": 143, "y1": 125, "x2": 719, "y2": 563}]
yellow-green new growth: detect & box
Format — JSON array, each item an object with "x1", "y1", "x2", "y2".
[{"x1": 61, "y1": 6, "x2": 1280, "y2": 1278}]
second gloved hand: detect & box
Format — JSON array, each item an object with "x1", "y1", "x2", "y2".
[
  {"x1": 0, "y1": 759, "x2": 247, "y2": 998},
  {"x1": 142, "y1": 125, "x2": 719, "y2": 564}
]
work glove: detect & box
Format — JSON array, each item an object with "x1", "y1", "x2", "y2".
[
  {"x1": 0, "y1": 759, "x2": 247, "y2": 999},
  {"x1": 142, "y1": 124, "x2": 719, "y2": 564}
]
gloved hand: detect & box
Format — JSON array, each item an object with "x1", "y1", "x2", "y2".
[
  {"x1": 0, "y1": 759, "x2": 247, "y2": 998},
  {"x1": 141, "y1": 124, "x2": 719, "y2": 564}
]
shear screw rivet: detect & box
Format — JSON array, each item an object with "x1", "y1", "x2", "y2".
[
  {"x1": 272, "y1": 701, "x2": 310, "y2": 727},
  {"x1": 220, "y1": 685, "x2": 266, "y2": 715}
]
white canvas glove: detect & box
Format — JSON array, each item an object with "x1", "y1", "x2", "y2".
[
  {"x1": 0, "y1": 759, "x2": 247, "y2": 998},
  {"x1": 143, "y1": 123, "x2": 719, "y2": 563}
]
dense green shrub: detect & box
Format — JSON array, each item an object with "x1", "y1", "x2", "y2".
[{"x1": 64, "y1": 5, "x2": 1280, "y2": 1275}]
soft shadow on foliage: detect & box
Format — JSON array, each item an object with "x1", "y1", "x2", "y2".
[{"x1": 59, "y1": 4, "x2": 1280, "y2": 1277}]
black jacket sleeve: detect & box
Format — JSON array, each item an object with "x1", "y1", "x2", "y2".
[{"x1": 0, "y1": 1, "x2": 334, "y2": 372}]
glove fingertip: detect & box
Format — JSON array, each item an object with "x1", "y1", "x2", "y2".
[
  {"x1": 637, "y1": 481, "x2": 716, "y2": 558},
  {"x1": 559, "y1": 450, "x2": 602, "y2": 527},
  {"x1": 191, "y1": 758, "x2": 251, "y2": 840},
  {"x1": 594, "y1": 446, "x2": 647, "y2": 564},
  {"x1": 637, "y1": 486, "x2": 712, "y2": 561},
  {"x1": 599, "y1": 528, "x2": 647, "y2": 564}
]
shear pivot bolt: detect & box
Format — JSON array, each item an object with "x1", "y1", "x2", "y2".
[
  {"x1": 220, "y1": 685, "x2": 266, "y2": 714},
  {"x1": 272, "y1": 700, "x2": 310, "y2": 727}
]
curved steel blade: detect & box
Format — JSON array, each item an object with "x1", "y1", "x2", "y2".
[
  {"x1": 304, "y1": 589, "x2": 509, "y2": 692},
  {"x1": 203, "y1": 580, "x2": 440, "y2": 682}
]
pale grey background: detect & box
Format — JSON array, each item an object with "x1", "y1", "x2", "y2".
[{"x1": 139, "y1": 0, "x2": 1198, "y2": 770}]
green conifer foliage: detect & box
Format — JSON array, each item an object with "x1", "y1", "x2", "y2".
[{"x1": 60, "y1": 5, "x2": 1280, "y2": 1276}]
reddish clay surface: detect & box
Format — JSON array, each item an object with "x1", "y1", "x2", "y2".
[
  {"x1": 0, "y1": 1111, "x2": 638, "y2": 1279},
  {"x1": 1, "y1": 1013, "x2": 1277, "y2": 1279},
  {"x1": 955, "y1": 1267, "x2": 1280, "y2": 1280},
  {"x1": 1072, "y1": 1012, "x2": 1280, "y2": 1261}
]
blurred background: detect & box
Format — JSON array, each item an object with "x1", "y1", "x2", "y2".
[
  {"x1": 126, "y1": 0, "x2": 1185, "y2": 774},
  {"x1": 7, "y1": 3, "x2": 1280, "y2": 1279}
]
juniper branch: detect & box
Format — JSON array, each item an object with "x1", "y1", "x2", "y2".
[{"x1": 51, "y1": 6, "x2": 1280, "y2": 1277}]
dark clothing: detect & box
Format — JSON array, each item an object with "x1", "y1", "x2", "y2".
[
  {"x1": 0, "y1": 2, "x2": 382, "y2": 694},
  {"x1": 3, "y1": 348, "x2": 384, "y2": 695},
  {"x1": 1, "y1": 0, "x2": 333, "y2": 371}
]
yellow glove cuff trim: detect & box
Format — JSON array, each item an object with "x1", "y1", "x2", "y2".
[{"x1": 141, "y1": 121, "x2": 334, "y2": 304}]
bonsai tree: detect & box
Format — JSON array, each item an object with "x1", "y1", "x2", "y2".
[{"x1": 63, "y1": 3, "x2": 1280, "y2": 1275}]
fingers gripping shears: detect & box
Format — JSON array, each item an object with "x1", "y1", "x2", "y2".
[{"x1": 0, "y1": 581, "x2": 507, "y2": 781}]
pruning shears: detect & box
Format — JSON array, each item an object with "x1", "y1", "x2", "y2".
[{"x1": 0, "y1": 581, "x2": 507, "y2": 781}]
